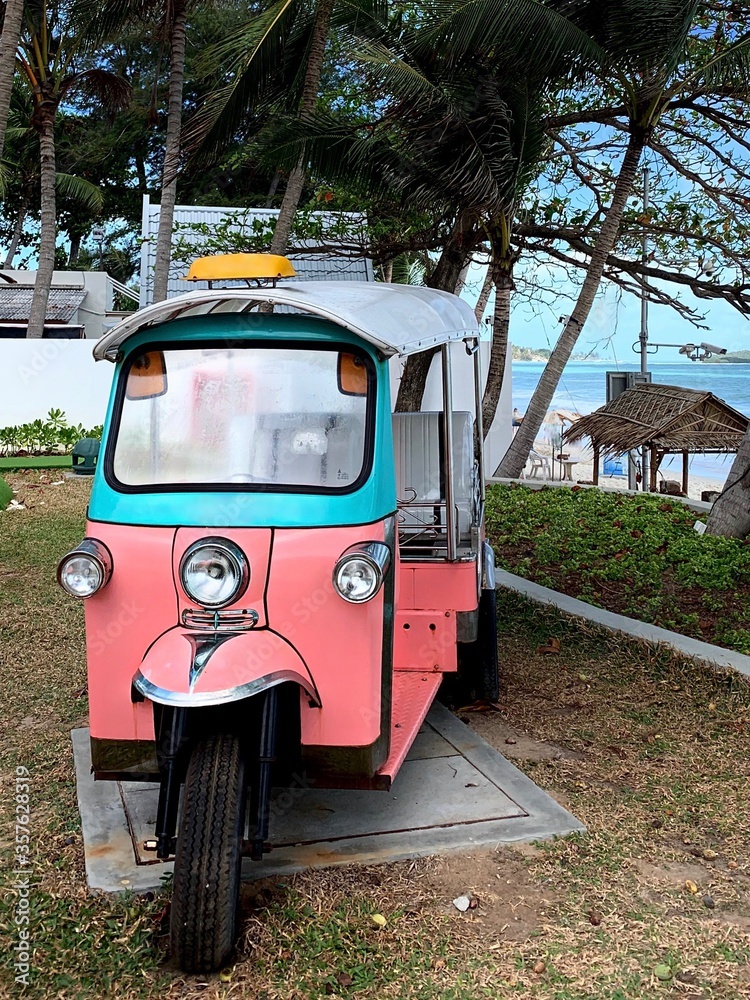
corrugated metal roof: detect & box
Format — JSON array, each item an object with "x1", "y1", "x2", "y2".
[
  {"x1": 0, "y1": 286, "x2": 86, "y2": 322},
  {"x1": 139, "y1": 197, "x2": 373, "y2": 307}
]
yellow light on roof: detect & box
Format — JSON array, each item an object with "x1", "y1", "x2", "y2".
[{"x1": 185, "y1": 253, "x2": 296, "y2": 282}]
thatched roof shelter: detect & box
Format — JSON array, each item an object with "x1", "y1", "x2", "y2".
[{"x1": 564, "y1": 383, "x2": 748, "y2": 492}]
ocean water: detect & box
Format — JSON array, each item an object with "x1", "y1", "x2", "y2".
[{"x1": 511, "y1": 361, "x2": 750, "y2": 483}]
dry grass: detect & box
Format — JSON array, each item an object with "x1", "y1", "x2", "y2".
[{"x1": 1, "y1": 471, "x2": 749, "y2": 999}]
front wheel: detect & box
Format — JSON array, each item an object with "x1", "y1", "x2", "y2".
[{"x1": 170, "y1": 733, "x2": 247, "y2": 972}]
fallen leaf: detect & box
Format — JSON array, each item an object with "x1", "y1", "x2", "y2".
[
  {"x1": 370, "y1": 913, "x2": 387, "y2": 928},
  {"x1": 685, "y1": 880, "x2": 699, "y2": 894},
  {"x1": 219, "y1": 969, "x2": 233, "y2": 982},
  {"x1": 536, "y1": 637, "x2": 561, "y2": 655}
]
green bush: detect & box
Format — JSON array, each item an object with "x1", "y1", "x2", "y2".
[
  {"x1": 486, "y1": 483, "x2": 750, "y2": 653},
  {"x1": 0, "y1": 475, "x2": 11, "y2": 510},
  {"x1": 0, "y1": 409, "x2": 103, "y2": 457}
]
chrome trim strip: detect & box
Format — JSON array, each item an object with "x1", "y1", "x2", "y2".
[
  {"x1": 132, "y1": 668, "x2": 321, "y2": 708},
  {"x1": 181, "y1": 607, "x2": 259, "y2": 630}
]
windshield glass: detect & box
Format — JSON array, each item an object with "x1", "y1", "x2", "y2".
[{"x1": 111, "y1": 345, "x2": 372, "y2": 491}]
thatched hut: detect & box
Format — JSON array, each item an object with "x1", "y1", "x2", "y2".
[{"x1": 563, "y1": 383, "x2": 748, "y2": 493}]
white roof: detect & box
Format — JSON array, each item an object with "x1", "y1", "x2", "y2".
[{"x1": 93, "y1": 281, "x2": 480, "y2": 361}]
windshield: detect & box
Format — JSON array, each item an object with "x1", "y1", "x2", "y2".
[{"x1": 110, "y1": 345, "x2": 373, "y2": 491}]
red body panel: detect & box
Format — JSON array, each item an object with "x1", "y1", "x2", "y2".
[
  {"x1": 398, "y1": 560, "x2": 478, "y2": 610},
  {"x1": 266, "y1": 524, "x2": 386, "y2": 748},
  {"x1": 393, "y1": 609, "x2": 457, "y2": 672},
  {"x1": 84, "y1": 521, "x2": 386, "y2": 749}
]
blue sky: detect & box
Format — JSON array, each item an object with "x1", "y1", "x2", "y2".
[{"x1": 462, "y1": 261, "x2": 750, "y2": 364}]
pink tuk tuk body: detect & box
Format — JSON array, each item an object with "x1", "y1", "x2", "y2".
[{"x1": 58, "y1": 265, "x2": 497, "y2": 972}]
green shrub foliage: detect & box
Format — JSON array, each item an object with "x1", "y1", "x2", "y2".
[{"x1": 0, "y1": 409, "x2": 103, "y2": 456}]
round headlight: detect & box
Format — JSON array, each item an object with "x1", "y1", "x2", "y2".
[
  {"x1": 59, "y1": 554, "x2": 104, "y2": 598},
  {"x1": 57, "y1": 539, "x2": 112, "y2": 599},
  {"x1": 333, "y1": 555, "x2": 380, "y2": 603},
  {"x1": 180, "y1": 538, "x2": 248, "y2": 609}
]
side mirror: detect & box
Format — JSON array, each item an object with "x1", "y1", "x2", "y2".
[
  {"x1": 126, "y1": 351, "x2": 168, "y2": 400},
  {"x1": 337, "y1": 352, "x2": 367, "y2": 396}
]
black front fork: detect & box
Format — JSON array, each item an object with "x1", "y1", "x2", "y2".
[
  {"x1": 153, "y1": 689, "x2": 280, "y2": 862},
  {"x1": 245, "y1": 687, "x2": 279, "y2": 860},
  {"x1": 154, "y1": 705, "x2": 188, "y2": 860}
]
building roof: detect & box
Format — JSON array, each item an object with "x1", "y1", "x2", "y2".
[
  {"x1": 564, "y1": 382, "x2": 749, "y2": 454},
  {"x1": 0, "y1": 286, "x2": 86, "y2": 323},
  {"x1": 93, "y1": 282, "x2": 480, "y2": 361},
  {"x1": 139, "y1": 197, "x2": 374, "y2": 306}
]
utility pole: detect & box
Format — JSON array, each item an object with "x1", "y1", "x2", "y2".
[{"x1": 639, "y1": 167, "x2": 650, "y2": 489}]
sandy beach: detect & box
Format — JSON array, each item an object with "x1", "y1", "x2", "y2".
[{"x1": 520, "y1": 449, "x2": 728, "y2": 502}]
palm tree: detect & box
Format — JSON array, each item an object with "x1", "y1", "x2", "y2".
[
  {"x1": 0, "y1": 0, "x2": 25, "y2": 166},
  {"x1": 497, "y1": 0, "x2": 750, "y2": 477},
  {"x1": 186, "y1": 0, "x2": 389, "y2": 258},
  {"x1": 75, "y1": 0, "x2": 190, "y2": 302},
  {"x1": 259, "y1": 1, "x2": 603, "y2": 417},
  {"x1": 3, "y1": 82, "x2": 105, "y2": 267},
  {"x1": 17, "y1": 0, "x2": 129, "y2": 338},
  {"x1": 151, "y1": 0, "x2": 187, "y2": 301}
]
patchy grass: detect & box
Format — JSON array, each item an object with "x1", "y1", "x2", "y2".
[
  {"x1": 486, "y1": 482, "x2": 750, "y2": 654},
  {"x1": 1, "y1": 471, "x2": 749, "y2": 999}
]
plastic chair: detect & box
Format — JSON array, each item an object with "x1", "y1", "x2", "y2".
[{"x1": 526, "y1": 450, "x2": 551, "y2": 480}]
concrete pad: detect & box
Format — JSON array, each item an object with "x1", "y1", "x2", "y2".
[{"x1": 72, "y1": 703, "x2": 585, "y2": 894}]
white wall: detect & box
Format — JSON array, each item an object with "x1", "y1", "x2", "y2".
[{"x1": 0, "y1": 340, "x2": 113, "y2": 427}]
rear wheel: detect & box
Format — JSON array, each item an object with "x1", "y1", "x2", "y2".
[
  {"x1": 453, "y1": 587, "x2": 500, "y2": 703},
  {"x1": 170, "y1": 733, "x2": 247, "y2": 972}
]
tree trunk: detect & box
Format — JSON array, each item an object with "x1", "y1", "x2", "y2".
[
  {"x1": 68, "y1": 231, "x2": 81, "y2": 267},
  {"x1": 705, "y1": 427, "x2": 750, "y2": 538},
  {"x1": 474, "y1": 266, "x2": 493, "y2": 323},
  {"x1": 0, "y1": 0, "x2": 24, "y2": 164},
  {"x1": 495, "y1": 128, "x2": 647, "y2": 477},
  {"x1": 26, "y1": 112, "x2": 57, "y2": 339},
  {"x1": 4, "y1": 199, "x2": 27, "y2": 267},
  {"x1": 394, "y1": 215, "x2": 479, "y2": 412},
  {"x1": 135, "y1": 152, "x2": 148, "y2": 195},
  {"x1": 269, "y1": 0, "x2": 334, "y2": 256},
  {"x1": 151, "y1": 0, "x2": 188, "y2": 303},
  {"x1": 481, "y1": 260, "x2": 514, "y2": 436},
  {"x1": 264, "y1": 168, "x2": 282, "y2": 208}
]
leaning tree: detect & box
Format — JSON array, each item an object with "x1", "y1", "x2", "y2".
[{"x1": 497, "y1": 0, "x2": 750, "y2": 477}]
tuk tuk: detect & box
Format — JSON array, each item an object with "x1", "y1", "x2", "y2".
[{"x1": 57, "y1": 254, "x2": 498, "y2": 972}]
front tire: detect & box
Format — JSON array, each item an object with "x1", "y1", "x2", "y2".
[{"x1": 170, "y1": 733, "x2": 247, "y2": 972}]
